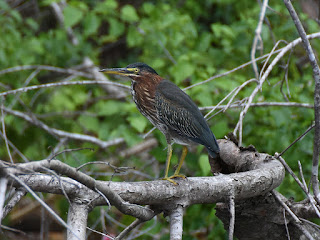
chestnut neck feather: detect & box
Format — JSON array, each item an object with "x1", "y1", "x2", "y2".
[{"x1": 131, "y1": 73, "x2": 163, "y2": 124}]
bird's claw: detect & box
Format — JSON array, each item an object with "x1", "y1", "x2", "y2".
[{"x1": 162, "y1": 174, "x2": 187, "y2": 185}]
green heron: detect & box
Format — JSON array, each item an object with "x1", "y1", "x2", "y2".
[{"x1": 100, "y1": 63, "x2": 219, "y2": 184}]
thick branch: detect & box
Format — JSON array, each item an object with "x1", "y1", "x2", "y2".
[
  {"x1": 3, "y1": 140, "x2": 285, "y2": 209},
  {"x1": 168, "y1": 205, "x2": 184, "y2": 240},
  {"x1": 67, "y1": 201, "x2": 90, "y2": 240}
]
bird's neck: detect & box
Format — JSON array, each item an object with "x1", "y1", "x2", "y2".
[
  {"x1": 131, "y1": 75, "x2": 163, "y2": 98},
  {"x1": 131, "y1": 75, "x2": 163, "y2": 117}
]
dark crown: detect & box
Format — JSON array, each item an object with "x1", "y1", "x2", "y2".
[{"x1": 126, "y1": 62, "x2": 158, "y2": 75}]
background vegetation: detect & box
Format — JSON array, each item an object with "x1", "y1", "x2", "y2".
[{"x1": 0, "y1": 0, "x2": 319, "y2": 239}]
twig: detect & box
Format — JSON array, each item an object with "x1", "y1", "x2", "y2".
[
  {"x1": 76, "y1": 161, "x2": 132, "y2": 173},
  {"x1": 294, "y1": 222, "x2": 315, "y2": 240},
  {"x1": 283, "y1": 209, "x2": 291, "y2": 240},
  {"x1": 0, "y1": 80, "x2": 130, "y2": 98},
  {"x1": 283, "y1": 0, "x2": 320, "y2": 205},
  {"x1": 1, "y1": 189, "x2": 27, "y2": 220},
  {"x1": 120, "y1": 138, "x2": 158, "y2": 158},
  {"x1": 115, "y1": 219, "x2": 142, "y2": 240},
  {"x1": 298, "y1": 161, "x2": 308, "y2": 191},
  {"x1": 0, "y1": 177, "x2": 8, "y2": 223},
  {"x1": 279, "y1": 123, "x2": 315, "y2": 156},
  {"x1": 86, "y1": 226, "x2": 114, "y2": 239},
  {"x1": 228, "y1": 191, "x2": 235, "y2": 240},
  {"x1": 8, "y1": 68, "x2": 40, "y2": 109},
  {"x1": 300, "y1": 218, "x2": 320, "y2": 230},
  {"x1": 200, "y1": 101, "x2": 314, "y2": 111},
  {"x1": 275, "y1": 153, "x2": 320, "y2": 218},
  {"x1": 49, "y1": 147, "x2": 94, "y2": 161},
  {"x1": 271, "y1": 190, "x2": 300, "y2": 223},
  {"x1": 128, "y1": 215, "x2": 158, "y2": 239},
  {"x1": 184, "y1": 32, "x2": 320, "y2": 91},
  {"x1": 0, "y1": 130, "x2": 29, "y2": 162},
  {"x1": 0, "y1": 224, "x2": 27, "y2": 235},
  {"x1": 50, "y1": 2, "x2": 78, "y2": 45},
  {"x1": 223, "y1": 79, "x2": 257, "y2": 112},
  {"x1": 94, "y1": 187, "x2": 111, "y2": 210},
  {"x1": 234, "y1": 31, "x2": 320, "y2": 145},
  {"x1": 204, "y1": 84, "x2": 243, "y2": 119},
  {"x1": 260, "y1": 40, "x2": 288, "y2": 79},
  {"x1": 1, "y1": 105, "x2": 13, "y2": 163},
  {"x1": 0, "y1": 106, "x2": 125, "y2": 149},
  {"x1": 0, "y1": 65, "x2": 92, "y2": 78},
  {"x1": 142, "y1": 126, "x2": 156, "y2": 139},
  {"x1": 251, "y1": 0, "x2": 268, "y2": 80},
  {"x1": 280, "y1": 47, "x2": 293, "y2": 101}
]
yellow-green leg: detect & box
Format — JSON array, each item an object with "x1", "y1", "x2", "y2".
[
  {"x1": 162, "y1": 145, "x2": 187, "y2": 185},
  {"x1": 174, "y1": 146, "x2": 188, "y2": 176},
  {"x1": 164, "y1": 144, "x2": 173, "y2": 179}
]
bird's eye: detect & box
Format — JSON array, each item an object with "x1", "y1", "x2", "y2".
[{"x1": 134, "y1": 69, "x2": 139, "y2": 74}]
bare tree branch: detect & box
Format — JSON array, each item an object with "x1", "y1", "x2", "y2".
[
  {"x1": 251, "y1": 0, "x2": 268, "y2": 80},
  {"x1": 184, "y1": 32, "x2": 320, "y2": 91},
  {"x1": 0, "y1": 65, "x2": 93, "y2": 78},
  {"x1": 7, "y1": 173, "x2": 80, "y2": 239},
  {"x1": 1, "y1": 106, "x2": 13, "y2": 163},
  {"x1": 0, "y1": 177, "x2": 8, "y2": 223},
  {"x1": 0, "y1": 80, "x2": 130, "y2": 98},
  {"x1": 275, "y1": 154, "x2": 320, "y2": 218},
  {"x1": 200, "y1": 101, "x2": 314, "y2": 112},
  {"x1": 0, "y1": 106, "x2": 125, "y2": 149},
  {"x1": 67, "y1": 202, "x2": 90, "y2": 240},
  {"x1": 283, "y1": 0, "x2": 320, "y2": 205},
  {"x1": 168, "y1": 205, "x2": 184, "y2": 240},
  {"x1": 2, "y1": 140, "x2": 285, "y2": 207},
  {"x1": 114, "y1": 219, "x2": 143, "y2": 240},
  {"x1": 228, "y1": 191, "x2": 235, "y2": 240},
  {"x1": 234, "y1": 31, "x2": 320, "y2": 145},
  {"x1": 1, "y1": 189, "x2": 27, "y2": 221}
]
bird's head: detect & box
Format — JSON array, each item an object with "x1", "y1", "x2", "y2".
[{"x1": 100, "y1": 62, "x2": 159, "y2": 81}]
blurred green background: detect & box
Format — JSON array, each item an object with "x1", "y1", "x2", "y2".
[{"x1": 0, "y1": 0, "x2": 319, "y2": 239}]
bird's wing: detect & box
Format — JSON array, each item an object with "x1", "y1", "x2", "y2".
[{"x1": 155, "y1": 80, "x2": 206, "y2": 140}]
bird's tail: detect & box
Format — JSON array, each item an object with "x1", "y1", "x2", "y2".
[{"x1": 206, "y1": 138, "x2": 220, "y2": 159}]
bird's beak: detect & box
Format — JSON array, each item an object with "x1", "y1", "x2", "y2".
[{"x1": 99, "y1": 67, "x2": 139, "y2": 77}]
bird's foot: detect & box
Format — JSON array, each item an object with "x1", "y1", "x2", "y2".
[{"x1": 162, "y1": 174, "x2": 187, "y2": 185}]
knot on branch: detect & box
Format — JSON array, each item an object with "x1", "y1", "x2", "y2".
[{"x1": 210, "y1": 139, "x2": 272, "y2": 174}]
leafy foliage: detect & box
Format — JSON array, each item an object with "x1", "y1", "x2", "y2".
[{"x1": 0, "y1": 0, "x2": 319, "y2": 238}]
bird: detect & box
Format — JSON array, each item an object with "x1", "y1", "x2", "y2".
[{"x1": 100, "y1": 62, "x2": 220, "y2": 184}]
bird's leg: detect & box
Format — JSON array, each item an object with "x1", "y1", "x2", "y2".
[
  {"x1": 173, "y1": 146, "x2": 188, "y2": 176},
  {"x1": 166, "y1": 146, "x2": 187, "y2": 181},
  {"x1": 162, "y1": 144, "x2": 187, "y2": 185},
  {"x1": 164, "y1": 144, "x2": 173, "y2": 179},
  {"x1": 162, "y1": 144, "x2": 178, "y2": 185}
]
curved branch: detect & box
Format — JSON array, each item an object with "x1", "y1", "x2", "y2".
[{"x1": 3, "y1": 140, "x2": 284, "y2": 209}]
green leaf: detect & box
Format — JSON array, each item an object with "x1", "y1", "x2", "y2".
[
  {"x1": 95, "y1": 101, "x2": 124, "y2": 116},
  {"x1": 78, "y1": 115, "x2": 100, "y2": 132},
  {"x1": 127, "y1": 115, "x2": 148, "y2": 133},
  {"x1": 121, "y1": 5, "x2": 139, "y2": 22},
  {"x1": 211, "y1": 120, "x2": 228, "y2": 139},
  {"x1": 63, "y1": 5, "x2": 84, "y2": 28},
  {"x1": 83, "y1": 13, "x2": 101, "y2": 37},
  {"x1": 170, "y1": 60, "x2": 195, "y2": 84},
  {"x1": 199, "y1": 154, "x2": 211, "y2": 176},
  {"x1": 109, "y1": 18, "x2": 125, "y2": 37}
]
